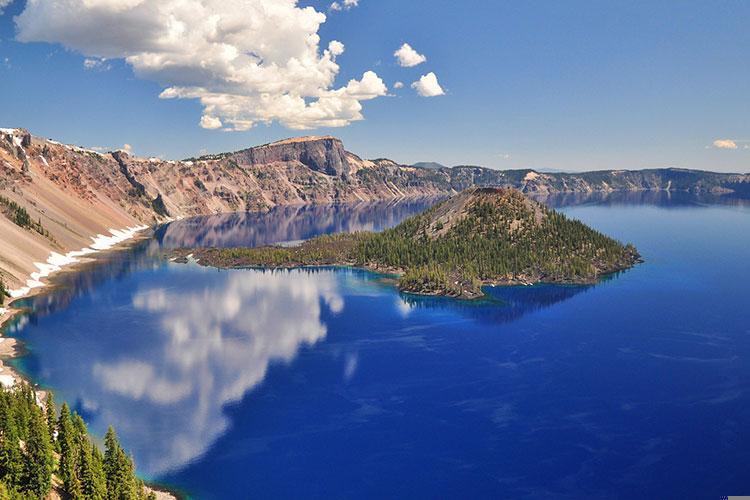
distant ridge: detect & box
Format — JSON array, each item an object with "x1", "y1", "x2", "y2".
[{"x1": 412, "y1": 161, "x2": 447, "y2": 170}]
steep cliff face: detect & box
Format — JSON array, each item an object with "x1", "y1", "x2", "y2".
[
  {"x1": 228, "y1": 136, "x2": 350, "y2": 177},
  {"x1": 0, "y1": 127, "x2": 748, "y2": 291},
  {"x1": 0, "y1": 130, "x2": 451, "y2": 289},
  {"x1": 0, "y1": 129, "x2": 143, "y2": 291},
  {"x1": 116, "y1": 138, "x2": 452, "y2": 217}
]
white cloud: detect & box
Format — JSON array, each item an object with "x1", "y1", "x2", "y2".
[
  {"x1": 713, "y1": 139, "x2": 738, "y2": 150},
  {"x1": 394, "y1": 42, "x2": 427, "y2": 67},
  {"x1": 328, "y1": 40, "x2": 345, "y2": 57},
  {"x1": 0, "y1": 0, "x2": 12, "y2": 14},
  {"x1": 412, "y1": 72, "x2": 445, "y2": 97},
  {"x1": 83, "y1": 57, "x2": 110, "y2": 71},
  {"x1": 122, "y1": 143, "x2": 133, "y2": 154},
  {"x1": 330, "y1": 0, "x2": 358, "y2": 11},
  {"x1": 199, "y1": 115, "x2": 223, "y2": 130},
  {"x1": 15, "y1": 0, "x2": 386, "y2": 131},
  {"x1": 393, "y1": 81, "x2": 404, "y2": 89}
]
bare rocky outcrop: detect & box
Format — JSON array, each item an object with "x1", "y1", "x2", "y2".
[{"x1": 228, "y1": 136, "x2": 350, "y2": 177}]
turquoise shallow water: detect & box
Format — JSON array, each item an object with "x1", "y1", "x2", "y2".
[{"x1": 4, "y1": 194, "x2": 750, "y2": 499}]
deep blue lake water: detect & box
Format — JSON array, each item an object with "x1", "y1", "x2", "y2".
[{"x1": 3, "y1": 193, "x2": 750, "y2": 499}]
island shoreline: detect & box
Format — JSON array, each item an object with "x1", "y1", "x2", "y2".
[{"x1": 171, "y1": 250, "x2": 643, "y2": 300}]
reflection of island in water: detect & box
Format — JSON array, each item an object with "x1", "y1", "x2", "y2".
[
  {"x1": 400, "y1": 282, "x2": 593, "y2": 326},
  {"x1": 7, "y1": 273, "x2": 601, "y2": 477},
  {"x1": 13, "y1": 266, "x2": 596, "y2": 477}
]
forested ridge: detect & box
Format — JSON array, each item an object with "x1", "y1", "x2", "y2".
[
  {"x1": 0, "y1": 384, "x2": 158, "y2": 499},
  {"x1": 179, "y1": 188, "x2": 641, "y2": 298}
]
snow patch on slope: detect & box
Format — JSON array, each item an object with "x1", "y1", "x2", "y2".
[{"x1": 8, "y1": 225, "x2": 149, "y2": 299}]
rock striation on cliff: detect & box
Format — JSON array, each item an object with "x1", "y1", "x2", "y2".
[{"x1": 228, "y1": 136, "x2": 350, "y2": 176}]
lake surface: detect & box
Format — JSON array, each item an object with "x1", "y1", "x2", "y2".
[{"x1": 4, "y1": 193, "x2": 750, "y2": 499}]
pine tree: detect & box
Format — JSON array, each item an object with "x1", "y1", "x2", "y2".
[
  {"x1": 0, "y1": 386, "x2": 152, "y2": 499},
  {"x1": 117, "y1": 450, "x2": 139, "y2": 500},
  {"x1": 12, "y1": 386, "x2": 33, "y2": 443},
  {"x1": 78, "y1": 440, "x2": 107, "y2": 500},
  {"x1": 105, "y1": 427, "x2": 147, "y2": 500},
  {"x1": 87, "y1": 444, "x2": 108, "y2": 500},
  {"x1": 71, "y1": 412, "x2": 111, "y2": 499},
  {"x1": 0, "y1": 405, "x2": 23, "y2": 489},
  {"x1": 22, "y1": 409, "x2": 53, "y2": 498},
  {"x1": 44, "y1": 393, "x2": 57, "y2": 450},
  {"x1": 57, "y1": 403, "x2": 81, "y2": 497},
  {"x1": 104, "y1": 426, "x2": 127, "y2": 499},
  {"x1": 104, "y1": 427, "x2": 117, "y2": 492}
]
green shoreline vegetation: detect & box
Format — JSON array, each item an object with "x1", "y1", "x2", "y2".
[
  {"x1": 0, "y1": 384, "x2": 159, "y2": 499},
  {"x1": 174, "y1": 188, "x2": 641, "y2": 298}
]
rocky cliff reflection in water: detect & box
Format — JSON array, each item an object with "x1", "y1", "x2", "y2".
[
  {"x1": 157, "y1": 198, "x2": 442, "y2": 249},
  {"x1": 8, "y1": 199, "x2": 438, "y2": 326}
]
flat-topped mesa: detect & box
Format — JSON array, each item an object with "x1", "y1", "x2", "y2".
[{"x1": 229, "y1": 135, "x2": 350, "y2": 177}]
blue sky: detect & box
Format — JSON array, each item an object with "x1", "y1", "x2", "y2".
[{"x1": 0, "y1": 0, "x2": 748, "y2": 172}]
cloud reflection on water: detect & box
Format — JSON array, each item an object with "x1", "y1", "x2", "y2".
[{"x1": 91, "y1": 268, "x2": 344, "y2": 474}]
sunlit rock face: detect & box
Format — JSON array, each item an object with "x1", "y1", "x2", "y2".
[
  {"x1": 230, "y1": 136, "x2": 350, "y2": 177},
  {"x1": 83, "y1": 268, "x2": 344, "y2": 474}
]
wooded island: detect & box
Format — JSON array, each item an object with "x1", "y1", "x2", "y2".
[{"x1": 174, "y1": 188, "x2": 641, "y2": 298}]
